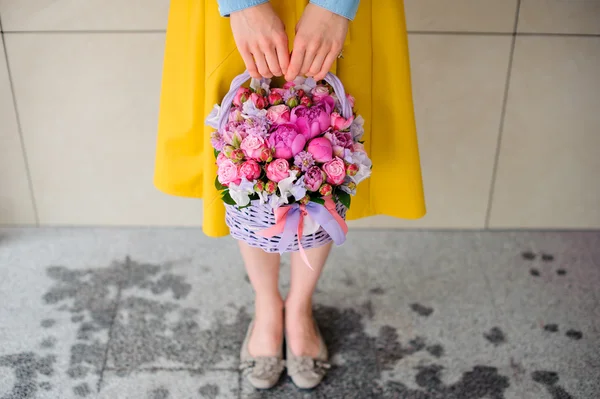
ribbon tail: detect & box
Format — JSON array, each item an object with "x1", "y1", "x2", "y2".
[
  {"x1": 324, "y1": 198, "x2": 349, "y2": 235},
  {"x1": 296, "y1": 207, "x2": 314, "y2": 270},
  {"x1": 307, "y1": 199, "x2": 348, "y2": 246},
  {"x1": 277, "y1": 210, "x2": 300, "y2": 254}
]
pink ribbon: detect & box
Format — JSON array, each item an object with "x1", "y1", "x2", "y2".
[{"x1": 257, "y1": 197, "x2": 349, "y2": 269}]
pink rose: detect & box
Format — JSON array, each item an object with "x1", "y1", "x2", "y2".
[
  {"x1": 268, "y1": 92, "x2": 283, "y2": 106},
  {"x1": 352, "y1": 142, "x2": 367, "y2": 154},
  {"x1": 304, "y1": 166, "x2": 325, "y2": 192},
  {"x1": 331, "y1": 112, "x2": 354, "y2": 131},
  {"x1": 233, "y1": 88, "x2": 251, "y2": 107},
  {"x1": 346, "y1": 163, "x2": 359, "y2": 177},
  {"x1": 306, "y1": 137, "x2": 333, "y2": 163},
  {"x1": 259, "y1": 147, "x2": 273, "y2": 163},
  {"x1": 283, "y1": 81, "x2": 296, "y2": 89},
  {"x1": 300, "y1": 96, "x2": 312, "y2": 107},
  {"x1": 266, "y1": 104, "x2": 291, "y2": 125},
  {"x1": 265, "y1": 180, "x2": 277, "y2": 194},
  {"x1": 251, "y1": 93, "x2": 268, "y2": 109},
  {"x1": 240, "y1": 135, "x2": 267, "y2": 160},
  {"x1": 216, "y1": 151, "x2": 228, "y2": 166},
  {"x1": 290, "y1": 103, "x2": 331, "y2": 140},
  {"x1": 239, "y1": 160, "x2": 261, "y2": 181},
  {"x1": 266, "y1": 159, "x2": 290, "y2": 183},
  {"x1": 319, "y1": 184, "x2": 333, "y2": 197},
  {"x1": 268, "y1": 123, "x2": 307, "y2": 159},
  {"x1": 231, "y1": 149, "x2": 245, "y2": 162},
  {"x1": 217, "y1": 159, "x2": 241, "y2": 186},
  {"x1": 322, "y1": 157, "x2": 346, "y2": 185},
  {"x1": 311, "y1": 86, "x2": 330, "y2": 101}
]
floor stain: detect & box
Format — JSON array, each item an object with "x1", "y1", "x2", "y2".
[
  {"x1": 484, "y1": 327, "x2": 507, "y2": 346},
  {"x1": 410, "y1": 303, "x2": 434, "y2": 317},
  {"x1": 532, "y1": 370, "x2": 574, "y2": 399}
]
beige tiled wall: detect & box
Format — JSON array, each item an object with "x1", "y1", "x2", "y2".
[{"x1": 1, "y1": 1, "x2": 599, "y2": 229}]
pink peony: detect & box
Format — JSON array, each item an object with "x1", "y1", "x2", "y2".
[
  {"x1": 216, "y1": 151, "x2": 228, "y2": 166},
  {"x1": 331, "y1": 112, "x2": 354, "y2": 131},
  {"x1": 266, "y1": 104, "x2": 291, "y2": 125},
  {"x1": 304, "y1": 166, "x2": 325, "y2": 192},
  {"x1": 233, "y1": 88, "x2": 251, "y2": 107},
  {"x1": 283, "y1": 81, "x2": 295, "y2": 89},
  {"x1": 239, "y1": 160, "x2": 261, "y2": 181},
  {"x1": 267, "y1": 123, "x2": 307, "y2": 159},
  {"x1": 251, "y1": 93, "x2": 268, "y2": 109},
  {"x1": 306, "y1": 137, "x2": 333, "y2": 163},
  {"x1": 217, "y1": 159, "x2": 241, "y2": 186},
  {"x1": 290, "y1": 103, "x2": 331, "y2": 140},
  {"x1": 240, "y1": 135, "x2": 267, "y2": 160},
  {"x1": 266, "y1": 159, "x2": 290, "y2": 183},
  {"x1": 322, "y1": 157, "x2": 346, "y2": 185}
]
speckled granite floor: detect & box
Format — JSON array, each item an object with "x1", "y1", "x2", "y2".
[{"x1": 0, "y1": 228, "x2": 599, "y2": 399}]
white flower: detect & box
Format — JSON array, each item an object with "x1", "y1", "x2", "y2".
[
  {"x1": 294, "y1": 76, "x2": 317, "y2": 93},
  {"x1": 229, "y1": 178, "x2": 255, "y2": 207},
  {"x1": 269, "y1": 194, "x2": 287, "y2": 209},
  {"x1": 205, "y1": 104, "x2": 221, "y2": 129},
  {"x1": 250, "y1": 78, "x2": 271, "y2": 95},
  {"x1": 257, "y1": 190, "x2": 269, "y2": 204},
  {"x1": 277, "y1": 171, "x2": 306, "y2": 202},
  {"x1": 242, "y1": 100, "x2": 267, "y2": 119},
  {"x1": 351, "y1": 151, "x2": 372, "y2": 169},
  {"x1": 350, "y1": 115, "x2": 365, "y2": 140},
  {"x1": 350, "y1": 164, "x2": 372, "y2": 185}
]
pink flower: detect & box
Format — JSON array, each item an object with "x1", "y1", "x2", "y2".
[
  {"x1": 251, "y1": 93, "x2": 268, "y2": 109},
  {"x1": 322, "y1": 157, "x2": 346, "y2": 185},
  {"x1": 231, "y1": 149, "x2": 245, "y2": 162},
  {"x1": 217, "y1": 159, "x2": 241, "y2": 186},
  {"x1": 268, "y1": 123, "x2": 307, "y2": 159},
  {"x1": 324, "y1": 130, "x2": 353, "y2": 157},
  {"x1": 268, "y1": 92, "x2": 283, "y2": 106},
  {"x1": 265, "y1": 180, "x2": 277, "y2": 194},
  {"x1": 239, "y1": 160, "x2": 262, "y2": 181},
  {"x1": 313, "y1": 95, "x2": 335, "y2": 114},
  {"x1": 259, "y1": 147, "x2": 273, "y2": 163},
  {"x1": 266, "y1": 159, "x2": 290, "y2": 183},
  {"x1": 346, "y1": 163, "x2": 359, "y2": 177},
  {"x1": 319, "y1": 184, "x2": 333, "y2": 197},
  {"x1": 352, "y1": 142, "x2": 367, "y2": 154},
  {"x1": 304, "y1": 166, "x2": 325, "y2": 192},
  {"x1": 233, "y1": 88, "x2": 251, "y2": 107},
  {"x1": 311, "y1": 86, "x2": 330, "y2": 101},
  {"x1": 346, "y1": 94, "x2": 355, "y2": 109},
  {"x1": 240, "y1": 135, "x2": 267, "y2": 160},
  {"x1": 222, "y1": 121, "x2": 247, "y2": 146},
  {"x1": 216, "y1": 151, "x2": 228, "y2": 166},
  {"x1": 290, "y1": 104, "x2": 331, "y2": 140},
  {"x1": 254, "y1": 180, "x2": 265, "y2": 192},
  {"x1": 283, "y1": 81, "x2": 296, "y2": 89},
  {"x1": 331, "y1": 112, "x2": 354, "y2": 131},
  {"x1": 266, "y1": 104, "x2": 291, "y2": 125},
  {"x1": 306, "y1": 137, "x2": 333, "y2": 163},
  {"x1": 228, "y1": 108, "x2": 244, "y2": 123}
]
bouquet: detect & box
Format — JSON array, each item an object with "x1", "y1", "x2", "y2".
[
  {"x1": 207, "y1": 75, "x2": 372, "y2": 210},
  {"x1": 205, "y1": 71, "x2": 372, "y2": 260}
]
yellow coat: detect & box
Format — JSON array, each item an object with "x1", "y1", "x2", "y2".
[{"x1": 154, "y1": 0, "x2": 426, "y2": 237}]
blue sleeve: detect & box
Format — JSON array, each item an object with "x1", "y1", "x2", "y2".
[
  {"x1": 217, "y1": 0, "x2": 269, "y2": 17},
  {"x1": 310, "y1": 0, "x2": 360, "y2": 20}
]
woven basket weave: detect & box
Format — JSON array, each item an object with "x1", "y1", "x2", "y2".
[{"x1": 225, "y1": 201, "x2": 347, "y2": 253}]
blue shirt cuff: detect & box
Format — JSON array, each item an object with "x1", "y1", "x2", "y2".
[
  {"x1": 218, "y1": 0, "x2": 270, "y2": 17},
  {"x1": 309, "y1": 0, "x2": 360, "y2": 21}
]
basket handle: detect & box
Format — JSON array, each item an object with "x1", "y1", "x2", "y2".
[{"x1": 216, "y1": 71, "x2": 353, "y2": 131}]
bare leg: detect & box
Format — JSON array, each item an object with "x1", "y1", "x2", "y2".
[
  {"x1": 239, "y1": 241, "x2": 284, "y2": 357},
  {"x1": 285, "y1": 242, "x2": 332, "y2": 357}
]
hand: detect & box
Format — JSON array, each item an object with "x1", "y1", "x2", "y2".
[
  {"x1": 285, "y1": 4, "x2": 349, "y2": 82},
  {"x1": 230, "y1": 3, "x2": 290, "y2": 79}
]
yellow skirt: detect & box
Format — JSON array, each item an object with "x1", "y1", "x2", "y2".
[{"x1": 154, "y1": 0, "x2": 426, "y2": 237}]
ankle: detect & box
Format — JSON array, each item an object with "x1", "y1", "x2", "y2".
[{"x1": 284, "y1": 298, "x2": 313, "y2": 316}]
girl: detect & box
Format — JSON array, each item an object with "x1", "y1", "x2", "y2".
[{"x1": 154, "y1": 0, "x2": 425, "y2": 390}]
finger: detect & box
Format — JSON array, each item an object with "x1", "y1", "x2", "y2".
[
  {"x1": 274, "y1": 33, "x2": 290, "y2": 75},
  {"x1": 263, "y1": 45, "x2": 282, "y2": 77},
  {"x1": 314, "y1": 50, "x2": 338, "y2": 81},
  {"x1": 285, "y1": 47, "x2": 305, "y2": 82},
  {"x1": 307, "y1": 48, "x2": 328, "y2": 77},
  {"x1": 252, "y1": 49, "x2": 272, "y2": 78},
  {"x1": 239, "y1": 47, "x2": 260, "y2": 79},
  {"x1": 300, "y1": 45, "x2": 318, "y2": 76}
]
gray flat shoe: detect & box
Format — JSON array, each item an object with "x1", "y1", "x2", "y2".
[
  {"x1": 285, "y1": 319, "x2": 331, "y2": 389},
  {"x1": 240, "y1": 320, "x2": 285, "y2": 389}
]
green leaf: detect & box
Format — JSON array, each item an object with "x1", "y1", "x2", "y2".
[
  {"x1": 221, "y1": 190, "x2": 237, "y2": 206},
  {"x1": 311, "y1": 197, "x2": 325, "y2": 205},
  {"x1": 336, "y1": 190, "x2": 351, "y2": 209},
  {"x1": 213, "y1": 148, "x2": 220, "y2": 158},
  {"x1": 215, "y1": 176, "x2": 226, "y2": 191}
]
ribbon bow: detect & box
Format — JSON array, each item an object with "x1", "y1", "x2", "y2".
[{"x1": 257, "y1": 197, "x2": 348, "y2": 269}]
